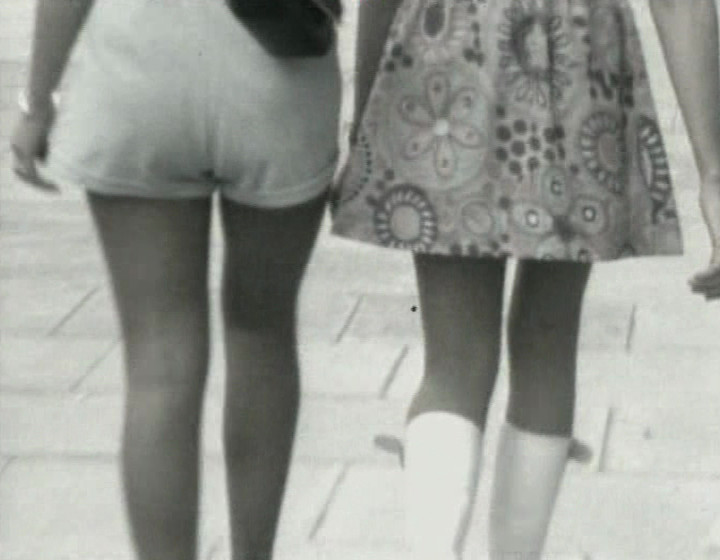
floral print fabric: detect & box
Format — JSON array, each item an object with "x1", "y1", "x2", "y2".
[{"x1": 331, "y1": 0, "x2": 683, "y2": 261}]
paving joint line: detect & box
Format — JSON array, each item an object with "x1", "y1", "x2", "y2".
[
  {"x1": 46, "y1": 285, "x2": 100, "y2": 337},
  {"x1": 308, "y1": 462, "x2": 349, "y2": 542},
  {"x1": 624, "y1": 303, "x2": 637, "y2": 354},
  {"x1": 68, "y1": 337, "x2": 121, "y2": 393},
  {"x1": 378, "y1": 344, "x2": 410, "y2": 399},
  {"x1": 597, "y1": 406, "x2": 615, "y2": 474},
  {"x1": 333, "y1": 294, "x2": 364, "y2": 345},
  {"x1": 0, "y1": 456, "x2": 16, "y2": 477}
]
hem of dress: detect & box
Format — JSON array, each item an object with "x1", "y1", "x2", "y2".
[{"x1": 329, "y1": 225, "x2": 685, "y2": 263}]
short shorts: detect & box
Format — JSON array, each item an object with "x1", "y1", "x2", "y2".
[{"x1": 43, "y1": 0, "x2": 342, "y2": 208}]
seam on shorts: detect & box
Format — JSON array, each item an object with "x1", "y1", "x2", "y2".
[
  {"x1": 42, "y1": 153, "x2": 216, "y2": 198},
  {"x1": 221, "y1": 153, "x2": 339, "y2": 209}
]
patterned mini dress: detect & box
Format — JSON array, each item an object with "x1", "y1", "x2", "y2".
[{"x1": 331, "y1": 0, "x2": 683, "y2": 262}]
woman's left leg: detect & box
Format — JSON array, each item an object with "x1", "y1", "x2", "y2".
[
  {"x1": 219, "y1": 193, "x2": 326, "y2": 560},
  {"x1": 489, "y1": 260, "x2": 592, "y2": 560}
]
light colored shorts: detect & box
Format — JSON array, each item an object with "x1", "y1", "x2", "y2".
[{"x1": 43, "y1": 0, "x2": 342, "y2": 208}]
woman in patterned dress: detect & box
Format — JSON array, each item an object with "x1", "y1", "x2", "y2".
[{"x1": 333, "y1": 0, "x2": 720, "y2": 558}]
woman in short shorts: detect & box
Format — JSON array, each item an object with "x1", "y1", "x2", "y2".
[{"x1": 10, "y1": 1, "x2": 341, "y2": 559}]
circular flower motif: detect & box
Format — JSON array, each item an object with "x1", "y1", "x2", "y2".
[
  {"x1": 373, "y1": 184, "x2": 439, "y2": 251},
  {"x1": 409, "y1": 1, "x2": 475, "y2": 65},
  {"x1": 510, "y1": 166, "x2": 608, "y2": 260},
  {"x1": 396, "y1": 71, "x2": 486, "y2": 180},
  {"x1": 497, "y1": 0, "x2": 573, "y2": 108},
  {"x1": 579, "y1": 112, "x2": 627, "y2": 194}
]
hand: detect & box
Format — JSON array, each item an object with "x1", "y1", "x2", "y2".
[
  {"x1": 10, "y1": 104, "x2": 59, "y2": 193},
  {"x1": 689, "y1": 174, "x2": 720, "y2": 299}
]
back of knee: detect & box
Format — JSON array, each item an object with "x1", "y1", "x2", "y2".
[
  {"x1": 123, "y1": 334, "x2": 209, "y2": 394},
  {"x1": 222, "y1": 290, "x2": 297, "y2": 332}
]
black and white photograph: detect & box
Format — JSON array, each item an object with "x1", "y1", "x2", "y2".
[{"x1": 3, "y1": 0, "x2": 720, "y2": 559}]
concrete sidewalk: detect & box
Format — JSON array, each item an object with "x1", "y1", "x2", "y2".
[{"x1": 3, "y1": 1, "x2": 720, "y2": 559}]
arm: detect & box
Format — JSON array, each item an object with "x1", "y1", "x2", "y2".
[
  {"x1": 25, "y1": 0, "x2": 95, "y2": 113},
  {"x1": 10, "y1": 0, "x2": 94, "y2": 191},
  {"x1": 351, "y1": 0, "x2": 403, "y2": 141},
  {"x1": 649, "y1": 0, "x2": 720, "y2": 181},
  {"x1": 650, "y1": 0, "x2": 720, "y2": 292}
]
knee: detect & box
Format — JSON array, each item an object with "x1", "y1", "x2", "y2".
[
  {"x1": 222, "y1": 282, "x2": 298, "y2": 333},
  {"x1": 123, "y1": 328, "x2": 210, "y2": 395},
  {"x1": 123, "y1": 382, "x2": 205, "y2": 450}
]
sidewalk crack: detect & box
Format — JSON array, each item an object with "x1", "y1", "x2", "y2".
[
  {"x1": 69, "y1": 337, "x2": 121, "y2": 393},
  {"x1": 47, "y1": 286, "x2": 100, "y2": 337},
  {"x1": 624, "y1": 303, "x2": 637, "y2": 354},
  {"x1": 597, "y1": 406, "x2": 615, "y2": 474},
  {"x1": 308, "y1": 463, "x2": 349, "y2": 542},
  {"x1": 0, "y1": 456, "x2": 16, "y2": 478},
  {"x1": 378, "y1": 344, "x2": 409, "y2": 399},
  {"x1": 333, "y1": 295, "x2": 364, "y2": 344}
]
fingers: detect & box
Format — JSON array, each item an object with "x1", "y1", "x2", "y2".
[
  {"x1": 689, "y1": 262, "x2": 720, "y2": 300},
  {"x1": 11, "y1": 144, "x2": 59, "y2": 193}
]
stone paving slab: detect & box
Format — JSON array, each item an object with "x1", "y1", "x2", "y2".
[
  {"x1": 0, "y1": 456, "x2": 342, "y2": 560},
  {"x1": 556, "y1": 474, "x2": 720, "y2": 560},
  {"x1": 582, "y1": 348, "x2": 720, "y2": 411},
  {"x1": 317, "y1": 463, "x2": 720, "y2": 560},
  {"x1": 0, "y1": 336, "x2": 115, "y2": 392},
  {"x1": 303, "y1": 244, "x2": 416, "y2": 296},
  {"x1": 606, "y1": 401, "x2": 720, "y2": 476},
  {"x1": 0, "y1": 279, "x2": 97, "y2": 336},
  {"x1": 316, "y1": 463, "x2": 588, "y2": 558},
  {"x1": 0, "y1": 457, "x2": 324, "y2": 560},
  {"x1": 631, "y1": 298, "x2": 720, "y2": 350},
  {"x1": 0, "y1": 457, "x2": 136, "y2": 559}
]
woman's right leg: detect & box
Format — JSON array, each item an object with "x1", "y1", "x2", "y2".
[
  {"x1": 88, "y1": 194, "x2": 212, "y2": 560},
  {"x1": 219, "y1": 193, "x2": 326, "y2": 560},
  {"x1": 406, "y1": 254, "x2": 506, "y2": 560},
  {"x1": 489, "y1": 260, "x2": 591, "y2": 560}
]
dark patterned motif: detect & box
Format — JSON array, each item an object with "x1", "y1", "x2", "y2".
[{"x1": 332, "y1": 0, "x2": 683, "y2": 262}]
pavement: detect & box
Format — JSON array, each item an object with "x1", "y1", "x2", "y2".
[{"x1": 2, "y1": 1, "x2": 720, "y2": 559}]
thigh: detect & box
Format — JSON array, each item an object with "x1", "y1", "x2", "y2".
[
  {"x1": 509, "y1": 260, "x2": 592, "y2": 341},
  {"x1": 220, "y1": 193, "x2": 327, "y2": 332},
  {"x1": 507, "y1": 260, "x2": 592, "y2": 433},
  {"x1": 87, "y1": 193, "x2": 212, "y2": 384},
  {"x1": 413, "y1": 254, "x2": 507, "y2": 369}
]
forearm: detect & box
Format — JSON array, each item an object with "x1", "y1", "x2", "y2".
[
  {"x1": 353, "y1": 0, "x2": 403, "y2": 132},
  {"x1": 26, "y1": 0, "x2": 94, "y2": 108},
  {"x1": 650, "y1": 0, "x2": 720, "y2": 180}
]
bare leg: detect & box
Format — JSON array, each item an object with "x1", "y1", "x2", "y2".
[
  {"x1": 220, "y1": 193, "x2": 326, "y2": 560},
  {"x1": 88, "y1": 194, "x2": 212, "y2": 560},
  {"x1": 408, "y1": 254, "x2": 506, "y2": 427},
  {"x1": 489, "y1": 260, "x2": 591, "y2": 560}
]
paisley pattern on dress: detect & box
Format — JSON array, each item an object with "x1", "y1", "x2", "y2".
[{"x1": 332, "y1": 0, "x2": 683, "y2": 262}]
